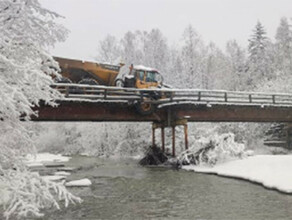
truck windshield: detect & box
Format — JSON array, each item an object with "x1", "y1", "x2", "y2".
[
  {"x1": 146, "y1": 71, "x2": 158, "y2": 82},
  {"x1": 146, "y1": 71, "x2": 163, "y2": 83}
]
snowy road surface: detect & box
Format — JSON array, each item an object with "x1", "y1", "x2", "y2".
[{"x1": 183, "y1": 155, "x2": 292, "y2": 194}]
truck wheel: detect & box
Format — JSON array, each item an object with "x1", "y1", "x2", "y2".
[
  {"x1": 78, "y1": 78, "x2": 99, "y2": 94},
  {"x1": 135, "y1": 101, "x2": 156, "y2": 115},
  {"x1": 115, "y1": 79, "x2": 124, "y2": 87},
  {"x1": 54, "y1": 77, "x2": 72, "y2": 84},
  {"x1": 54, "y1": 77, "x2": 74, "y2": 95},
  {"x1": 78, "y1": 78, "x2": 99, "y2": 85}
]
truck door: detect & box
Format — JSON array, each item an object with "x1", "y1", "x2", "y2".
[
  {"x1": 135, "y1": 70, "x2": 147, "y2": 89},
  {"x1": 135, "y1": 70, "x2": 161, "y2": 88}
]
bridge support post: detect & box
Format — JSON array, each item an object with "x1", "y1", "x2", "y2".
[
  {"x1": 152, "y1": 126, "x2": 155, "y2": 147},
  {"x1": 172, "y1": 126, "x2": 176, "y2": 157},
  {"x1": 152, "y1": 119, "x2": 188, "y2": 157},
  {"x1": 184, "y1": 124, "x2": 188, "y2": 150},
  {"x1": 161, "y1": 127, "x2": 165, "y2": 152},
  {"x1": 287, "y1": 123, "x2": 292, "y2": 149}
]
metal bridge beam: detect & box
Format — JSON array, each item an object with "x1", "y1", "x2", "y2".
[
  {"x1": 173, "y1": 104, "x2": 292, "y2": 123},
  {"x1": 33, "y1": 101, "x2": 165, "y2": 122},
  {"x1": 33, "y1": 101, "x2": 292, "y2": 123}
]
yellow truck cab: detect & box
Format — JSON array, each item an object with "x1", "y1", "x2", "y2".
[
  {"x1": 120, "y1": 64, "x2": 163, "y2": 89},
  {"x1": 115, "y1": 65, "x2": 165, "y2": 115}
]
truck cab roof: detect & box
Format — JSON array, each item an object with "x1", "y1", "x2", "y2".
[{"x1": 133, "y1": 65, "x2": 158, "y2": 72}]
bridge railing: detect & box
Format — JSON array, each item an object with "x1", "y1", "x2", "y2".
[{"x1": 51, "y1": 83, "x2": 292, "y2": 106}]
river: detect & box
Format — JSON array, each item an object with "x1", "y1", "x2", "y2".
[{"x1": 38, "y1": 156, "x2": 292, "y2": 220}]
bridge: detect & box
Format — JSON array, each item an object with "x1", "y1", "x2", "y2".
[{"x1": 33, "y1": 84, "x2": 292, "y2": 156}]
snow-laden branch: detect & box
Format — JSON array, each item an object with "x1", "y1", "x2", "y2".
[
  {"x1": 0, "y1": 0, "x2": 79, "y2": 219},
  {"x1": 178, "y1": 133, "x2": 249, "y2": 166},
  {"x1": 1, "y1": 169, "x2": 82, "y2": 219}
]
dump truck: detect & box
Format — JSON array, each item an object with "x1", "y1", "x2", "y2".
[
  {"x1": 54, "y1": 57, "x2": 164, "y2": 89},
  {"x1": 54, "y1": 57, "x2": 166, "y2": 114}
]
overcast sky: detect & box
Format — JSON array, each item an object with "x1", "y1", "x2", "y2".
[{"x1": 40, "y1": 0, "x2": 292, "y2": 60}]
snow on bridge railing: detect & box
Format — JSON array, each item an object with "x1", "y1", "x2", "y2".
[{"x1": 51, "y1": 83, "x2": 292, "y2": 107}]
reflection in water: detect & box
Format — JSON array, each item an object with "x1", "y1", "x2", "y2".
[{"x1": 38, "y1": 156, "x2": 292, "y2": 220}]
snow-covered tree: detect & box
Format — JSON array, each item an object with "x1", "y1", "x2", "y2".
[
  {"x1": 120, "y1": 31, "x2": 143, "y2": 65},
  {"x1": 275, "y1": 17, "x2": 292, "y2": 74},
  {"x1": 0, "y1": 0, "x2": 80, "y2": 219},
  {"x1": 181, "y1": 25, "x2": 205, "y2": 88},
  {"x1": 247, "y1": 22, "x2": 273, "y2": 84},
  {"x1": 166, "y1": 46, "x2": 184, "y2": 87},
  {"x1": 96, "y1": 34, "x2": 121, "y2": 63},
  {"x1": 225, "y1": 40, "x2": 247, "y2": 90},
  {"x1": 179, "y1": 133, "x2": 247, "y2": 166},
  {"x1": 141, "y1": 29, "x2": 169, "y2": 72},
  {"x1": 203, "y1": 42, "x2": 230, "y2": 89},
  {"x1": 120, "y1": 29, "x2": 170, "y2": 73},
  {"x1": 255, "y1": 17, "x2": 292, "y2": 93}
]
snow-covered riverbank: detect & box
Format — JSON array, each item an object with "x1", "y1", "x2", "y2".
[
  {"x1": 183, "y1": 155, "x2": 292, "y2": 194},
  {"x1": 26, "y1": 153, "x2": 92, "y2": 187},
  {"x1": 26, "y1": 153, "x2": 71, "y2": 167}
]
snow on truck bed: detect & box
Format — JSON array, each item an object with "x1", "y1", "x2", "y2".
[{"x1": 183, "y1": 155, "x2": 292, "y2": 194}]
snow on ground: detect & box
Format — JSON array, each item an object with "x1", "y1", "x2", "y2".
[
  {"x1": 25, "y1": 153, "x2": 71, "y2": 167},
  {"x1": 57, "y1": 167, "x2": 76, "y2": 172},
  {"x1": 54, "y1": 171, "x2": 71, "y2": 176},
  {"x1": 25, "y1": 153, "x2": 93, "y2": 187},
  {"x1": 65, "y1": 178, "x2": 92, "y2": 187},
  {"x1": 182, "y1": 155, "x2": 292, "y2": 194},
  {"x1": 26, "y1": 162, "x2": 44, "y2": 167},
  {"x1": 43, "y1": 175, "x2": 67, "y2": 182}
]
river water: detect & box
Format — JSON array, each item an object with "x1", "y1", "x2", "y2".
[{"x1": 38, "y1": 156, "x2": 292, "y2": 220}]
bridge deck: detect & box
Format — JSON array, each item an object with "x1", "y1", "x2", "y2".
[
  {"x1": 32, "y1": 84, "x2": 292, "y2": 123},
  {"x1": 33, "y1": 100, "x2": 292, "y2": 123}
]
